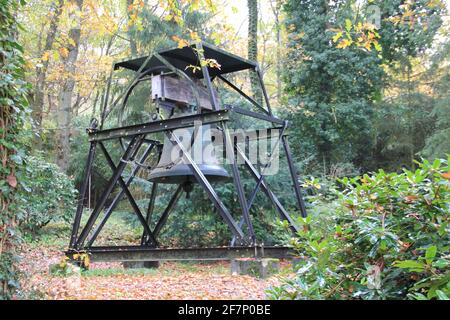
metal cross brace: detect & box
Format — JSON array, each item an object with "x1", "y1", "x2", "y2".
[
  {"x1": 152, "y1": 183, "x2": 185, "y2": 237},
  {"x1": 165, "y1": 130, "x2": 247, "y2": 243},
  {"x1": 236, "y1": 145, "x2": 300, "y2": 234},
  {"x1": 91, "y1": 142, "x2": 157, "y2": 246},
  {"x1": 245, "y1": 123, "x2": 288, "y2": 213},
  {"x1": 87, "y1": 142, "x2": 157, "y2": 247},
  {"x1": 75, "y1": 135, "x2": 152, "y2": 248}
]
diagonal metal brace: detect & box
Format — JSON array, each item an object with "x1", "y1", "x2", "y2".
[
  {"x1": 236, "y1": 145, "x2": 300, "y2": 234},
  {"x1": 141, "y1": 182, "x2": 159, "y2": 245},
  {"x1": 282, "y1": 135, "x2": 308, "y2": 218},
  {"x1": 246, "y1": 124, "x2": 287, "y2": 212},
  {"x1": 165, "y1": 130, "x2": 246, "y2": 241},
  {"x1": 75, "y1": 136, "x2": 143, "y2": 248},
  {"x1": 153, "y1": 183, "x2": 185, "y2": 237},
  {"x1": 223, "y1": 123, "x2": 255, "y2": 243},
  {"x1": 98, "y1": 142, "x2": 157, "y2": 246},
  {"x1": 88, "y1": 142, "x2": 156, "y2": 247}
]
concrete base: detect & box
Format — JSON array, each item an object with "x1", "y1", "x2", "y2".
[
  {"x1": 122, "y1": 261, "x2": 160, "y2": 269},
  {"x1": 231, "y1": 258, "x2": 280, "y2": 278}
]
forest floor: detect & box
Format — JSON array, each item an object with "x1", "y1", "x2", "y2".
[{"x1": 15, "y1": 220, "x2": 292, "y2": 300}]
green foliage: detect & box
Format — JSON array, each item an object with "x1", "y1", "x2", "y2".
[
  {"x1": 283, "y1": 0, "x2": 447, "y2": 175},
  {"x1": 371, "y1": 93, "x2": 436, "y2": 171},
  {"x1": 421, "y1": 42, "x2": 450, "y2": 160},
  {"x1": 127, "y1": 2, "x2": 215, "y2": 56},
  {"x1": 159, "y1": 188, "x2": 232, "y2": 247},
  {"x1": 372, "y1": 0, "x2": 444, "y2": 64},
  {"x1": 366, "y1": 1, "x2": 446, "y2": 171},
  {"x1": 0, "y1": 0, "x2": 30, "y2": 299},
  {"x1": 283, "y1": 0, "x2": 384, "y2": 174},
  {"x1": 16, "y1": 155, "x2": 77, "y2": 234},
  {"x1": 267, "y1": 158, "x2": 449, "y2": 300}
]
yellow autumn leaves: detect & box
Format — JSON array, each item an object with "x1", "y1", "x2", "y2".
[
  {"x1": 171, "y1": 33, "x2": 222, "y2": 74},
  {"x1": 160, "y1": 0, "x2": 217, "y2": 26},
  {"x1": 331, "y1": 19, "x2": 382, "y2": 53},
  {"x1": 72, "y1": 253, "x2": 90, "y2": 268}
]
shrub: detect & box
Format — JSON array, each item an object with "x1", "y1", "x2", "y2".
[
  {"x1": 267, "y1": 157, "x2": 449, "y2": 300},
  {"x1": 16, "y1": 156, "x2": 77, "y2": 234}
]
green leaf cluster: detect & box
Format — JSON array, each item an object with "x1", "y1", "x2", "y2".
[
  {"x1": 267, "y1": 157, "x2": 449, "y2": 300},
  {"x1": 16, "y1": 155, "x2": 77, "y2": 234}
]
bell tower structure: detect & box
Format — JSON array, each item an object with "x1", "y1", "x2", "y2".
[{"x1": 67, "y1": 42, "x2": 307, "y2": 264}]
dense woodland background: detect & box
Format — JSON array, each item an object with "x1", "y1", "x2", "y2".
[{"x1": 1, "y1": 0, "x2": 449, "y2": 300}]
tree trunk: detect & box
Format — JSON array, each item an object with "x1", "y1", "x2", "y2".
[
  {"x1": 127, "y1": 0, "x2": 138, "y2": 56},
  {"x1": 56, "y1": 0, "x2": 83, "y2": 172},
  {"x1": 247, "y1": 0, "x2": 262, "y2": 105},
  {"x1": 406, "y1": 61, "x2": 415, "y2": 170},
  {"x1": 33, "y1": 0, "x2": 64, "y2": 129},
  {"x1": 91, "y1": 89, "x2": 100, "y2": 119},
  {"x1": 274, "y1": 0, "x2": 282, "y2": 104},
  {"x1": 72, "y1": 93, "x2": 82, "y2": 117}
]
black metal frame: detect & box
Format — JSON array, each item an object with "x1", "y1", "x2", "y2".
[
  {"x1": 67, "y1": 245, "x2": 297, "y2": 262},
  {"x1": 67, "y1": 42, "x2": 307, "y2": 263}
]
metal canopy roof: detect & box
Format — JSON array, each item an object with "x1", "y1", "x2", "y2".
[{"x1": 113, "y1": 41, "x2": 257, "y2": 78}]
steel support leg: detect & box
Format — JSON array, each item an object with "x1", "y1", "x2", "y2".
[
  {"x1": 223, "y1": 123, "x2": 255, "y2": 244},
  {"x1": 75, "y1": 136, "x2": 143, "y2": 248},
  {"x1": 282, "y1": 135, "x2": 307, "y2": 218},
  {"x1": 69, "y1": 141, "x2": 97, "y2": 248},
  {"x1": 230, "y1": 217, "x2": 246, "y2": 247},
  {"x1": 141, "y1": 144, "x2": 163, "y2": 241},
  {"x1": 153, "y1": 184, "x2": 184, "y2": 237},
  {"x1": 97, "y1": 142, "x2": 157, "y2": 246},
  {"x1": 87, "y1": 143, "x2": 156, "y2": 246},
  {"x1": 141, "y1": 182, "x2": 159, "y2": 245}
]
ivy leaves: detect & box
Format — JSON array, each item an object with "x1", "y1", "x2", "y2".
[{"x1": 0, "y1": 0, "x2": 30, "y2": 299}]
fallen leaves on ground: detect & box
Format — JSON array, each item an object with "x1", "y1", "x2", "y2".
[{"x1": 15, "y1": 244, "x2": 291, "y2": 300}]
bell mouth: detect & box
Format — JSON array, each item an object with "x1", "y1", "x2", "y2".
[{"x1": 148, "y1": 164, "x2": 230, "y2": 184}]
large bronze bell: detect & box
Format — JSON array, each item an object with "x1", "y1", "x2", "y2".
[
  {"x1": 148, "y1": 75, "x2": 229, "y2": 184},
  {"x1": 147, "y1": 123, "x2": 229, "y2": 184}
]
